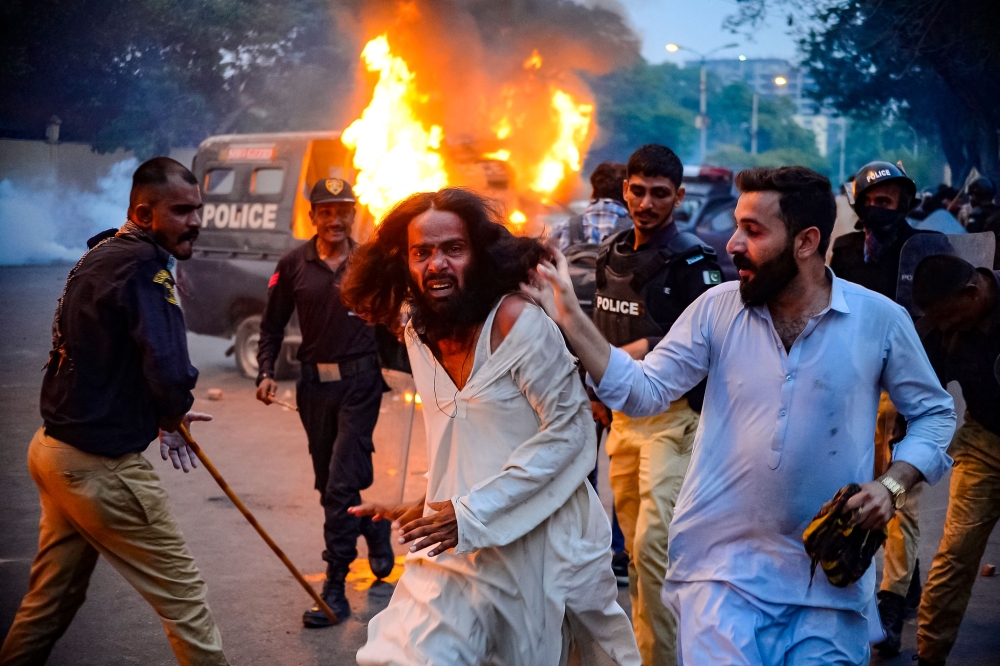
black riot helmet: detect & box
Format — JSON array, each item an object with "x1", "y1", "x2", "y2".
[{"x1": 851, "y1": 161, "x2": 917, "y2": 215}]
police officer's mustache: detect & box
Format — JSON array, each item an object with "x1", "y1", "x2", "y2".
[{"x1": 178, "y1": 228, "x2": 199, "y2": 243}]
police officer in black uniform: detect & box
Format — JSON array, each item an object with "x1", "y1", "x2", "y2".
[
  {"x1": 963, "y1": 176, "x2": 998, "y2": 234},
  {"x1": 256, "y1": 178, "x2": 394, "y2": 627},
  {"x1": 830, "y1": 161, "x2": 932, "y2": 300},
  {"x1": 2, "y1": 157, "x2": 229, "y2": 664},
  {"x1": 829, "y1": 160, "x2": 935, "y2": 655},
  {"x1": 591, "y1": 143, "x2": 722, "y2": 664}
]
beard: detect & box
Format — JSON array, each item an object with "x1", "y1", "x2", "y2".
[
  {"x1": 733, "y1": 240, "x2": 799, "y2": 307},
  {"x1": 408, "y1": 271, "x2": 489, "y2": 343}
]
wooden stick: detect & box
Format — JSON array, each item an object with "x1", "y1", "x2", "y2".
[
  {"x1": 270, "y1": 398, "x2": 298, "y2": 412},
  {"x1": 178, "y1": 424, "x2": 336, "y2": 624}
]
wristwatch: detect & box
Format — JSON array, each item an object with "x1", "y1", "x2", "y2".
[{"x1": 879, "y1": 476, "x2": 906, "y2": 509}]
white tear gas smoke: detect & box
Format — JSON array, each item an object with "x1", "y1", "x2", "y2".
[{"x1": 0, "y1": 159, "x2": 136, "y2": 266}]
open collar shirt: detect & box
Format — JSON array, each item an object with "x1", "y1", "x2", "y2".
[{"x1": 591, "y1": 269, "x2": 955, "y2": 611}]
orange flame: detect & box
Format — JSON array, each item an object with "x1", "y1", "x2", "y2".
[
  {"x1": 483, "y1": 149, "x2": 510, "y2": 161},
  {"x1": 523, "y1": 49, "x2": 543, "y2": 70},
  {"x1": 343, "y1": 24, "x2": 595, "y2": 226},
  {"x1": 529, "y1": 89, "x2": 593, "y2": 196},
  {"x1": 341, "y1": 35, "x2": 449, "y2": 223}
]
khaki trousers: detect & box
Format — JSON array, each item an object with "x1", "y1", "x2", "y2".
[
  {"x1": 0, "y1": 429, "x2": 227, "y2": 666},
  {"x1": 606, "y1": 400, "x2": 697, "y2": 666},
  {"x1": 917, "y1": 415, "x2": 1000, "y2": 663},
  {"x1": 874, "y1": 391, "x2": 924, "y2": 597}
]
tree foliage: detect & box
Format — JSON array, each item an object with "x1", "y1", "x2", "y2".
[
  {"x1": 0, "y1": 0, "x2": 351, "y2": 158},
  {"x1": 585, "y1": 60, "x2": 821, "y2": 173},
  {"x1": 584, "y1": 61, "x2": 699, "y2": 168},
  {"x1": 0, "y1": 0, "x2": 640, "y2": 160},
  {"x1": 729, "y1": 0, "x2": 1000, "y2": 183}
]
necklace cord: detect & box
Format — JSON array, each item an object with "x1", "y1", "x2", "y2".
[{"x1": 431, "y1": 323, "x2": 481, "y2": 419}]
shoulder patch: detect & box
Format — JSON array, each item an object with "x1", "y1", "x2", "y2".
[
  {"x1": 685, "y1": 254, "x2": 705, "y2": 265},
  {"x1": 269, "y1": 271, "x2": 280, "y2": 289},
  {"x1": 703, "y1": 270, "x2": 723, "y2": 285},
  {"x1": 152, "y1": 270, "x2": 179, "y2": 305}
]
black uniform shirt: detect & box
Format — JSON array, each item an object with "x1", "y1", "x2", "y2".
[
  {"x1": 610, "y1": 223, "x2": 722, "y2": 348},
  {"x1": 829, "y1": 225, "x2": 932, "y2": 301},
  {"x1": 920, "y1": 269, "x2": 1000, "y2": 437},
  {"x1": 40, "y1": 230, "x2": 198, "y2": 457},
  {"x1": 257, "y1": 237, "x2": 377, "y2": 381}
]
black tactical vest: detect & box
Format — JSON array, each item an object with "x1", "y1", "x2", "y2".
[{"x1": 593, "y1": 229, "x2": 712, "y2": 346}]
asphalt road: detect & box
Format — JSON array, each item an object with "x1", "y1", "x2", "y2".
[{"x1": 1, "y1": 263, "x2": 998, "y2": 665}]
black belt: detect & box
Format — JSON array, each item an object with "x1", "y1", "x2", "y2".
[{"x1": 300, "y1": 355, "x2": 381, "y2": 382}]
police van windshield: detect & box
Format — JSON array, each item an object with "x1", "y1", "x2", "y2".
[{"x1": 205, "y1": 169, "x2": 235, "y2": 195}]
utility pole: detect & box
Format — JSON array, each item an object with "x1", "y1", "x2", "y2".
[
  {"x1": 699, "y1": 64, "x2": 708, "y2": 163},
  {"x1": 838, "y1": 117, "x2": 848, "y2": 186},
  {"x1": 666, "y1": 42, "x2": 739, "y2": 165}
]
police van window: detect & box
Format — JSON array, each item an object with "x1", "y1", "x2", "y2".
[
  {"x1": 251, "y1": 168, "x2": 284, "y2": 195},
  {"x1": 204, "y1": 169, "x2": 235, "y2": 195},
  {"x1": 703, "y1": 206, "x2": 737, "y2": 233},
  {"x1": 675, "y1": 198, "x2": 703, "y2": 227}
]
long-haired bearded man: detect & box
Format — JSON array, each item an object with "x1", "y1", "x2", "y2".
[{"x1": 341, "y1": 188, "x2": 640, "y2": 665}]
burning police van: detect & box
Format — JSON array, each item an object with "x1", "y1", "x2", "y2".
[
  {"x1": 177, "y1": 130, "x2": 522, "y2": 378},
  {"x1": 177, "y1": 131, "x2": 357, "y2": 378}
]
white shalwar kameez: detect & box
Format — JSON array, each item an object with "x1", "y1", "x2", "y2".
[{"x1": 357, "y1": 299, "x2": 639, "y2": 666}]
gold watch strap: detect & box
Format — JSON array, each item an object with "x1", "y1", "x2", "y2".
[{"x1": 879, "y1": 476, "x2": 904, "y2": 505}]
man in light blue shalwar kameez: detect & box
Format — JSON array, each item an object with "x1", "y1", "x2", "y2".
[{"x1": 524, "y1": 166, "x2": 955, "y2": 665}]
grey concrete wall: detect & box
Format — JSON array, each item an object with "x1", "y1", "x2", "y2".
[{"x1": 0, "y1": 139, "x2": 196, "y2": 189}]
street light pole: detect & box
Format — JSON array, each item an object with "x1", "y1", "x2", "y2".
[
  {"x1": 838, "y1": 117, "x2": 848, "y2": 186},
  {"x1": 699, "y1": 62, "x2": 708, "y2": 163},
  {"x1": 751, "y1": 91, "x2": 759, "y2": 155},
  {"x1": 666, "y1": 41, "x2": 739, "y2": 165}
]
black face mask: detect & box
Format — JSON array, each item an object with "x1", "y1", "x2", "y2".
[{"x1": 860, "y1": 205, "x2": 907, "y2": 238}]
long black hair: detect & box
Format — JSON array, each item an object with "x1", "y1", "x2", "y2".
[{"x1": 342, "y1": 188, "x2": 547, "y2": 334}]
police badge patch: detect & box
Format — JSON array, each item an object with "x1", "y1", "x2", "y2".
[
  {"x1": 325, "y1": 178, "x2": 345, "y2": 196},
  {"x1": 153, "y1": 270, "x2": 179, "y2": 305}
]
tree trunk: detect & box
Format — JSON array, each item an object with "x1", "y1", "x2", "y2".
[
  {"x1": 975, "y1": 116, "x2": 1000, "y2": 185},
  {"x1": 936, "y1": 109, "x2": 972, "y2": 185}
]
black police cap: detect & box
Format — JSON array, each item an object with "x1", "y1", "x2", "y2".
[{"x1": 310, "y1": 178, "x2": 356, "y2": 205}]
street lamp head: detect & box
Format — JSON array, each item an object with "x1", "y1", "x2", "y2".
[
  {"x1": 739, "y1": 54, "x2": 747, "y2": 61},
  {"x1": 723, "y1": 43, "x2": 740, "y2": 49},
  {"x1": 774, "y1": 75, "x2": 788, "y2": 86},
  {"x1": 666, "y1": 43, "x2": 680, "y2": 52}
]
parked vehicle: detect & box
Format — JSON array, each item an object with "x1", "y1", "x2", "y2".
[
  {"x1": 177, "y1": 131, "x2": 357, "y2": 378},
  {"x1": 177, "y1": 131, "x2": 522, "y2": 377},
  {"x1": 674, "y1": 165, "x2": 738, "y2": 281},
  {"x1": 559, "y1": 165, "x2": 739, "y2": 283}
]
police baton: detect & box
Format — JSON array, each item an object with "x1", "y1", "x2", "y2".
[
  {"x1": 269, "y1": 398, "x2": 298, "y2": 412},
  {"x1": 177, "y1": 424, "x2": 337, "y2": 624}
]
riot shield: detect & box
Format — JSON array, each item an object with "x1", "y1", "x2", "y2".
[{"x1": 897, "y1": 232, "x2": 996, "y2": 317}]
